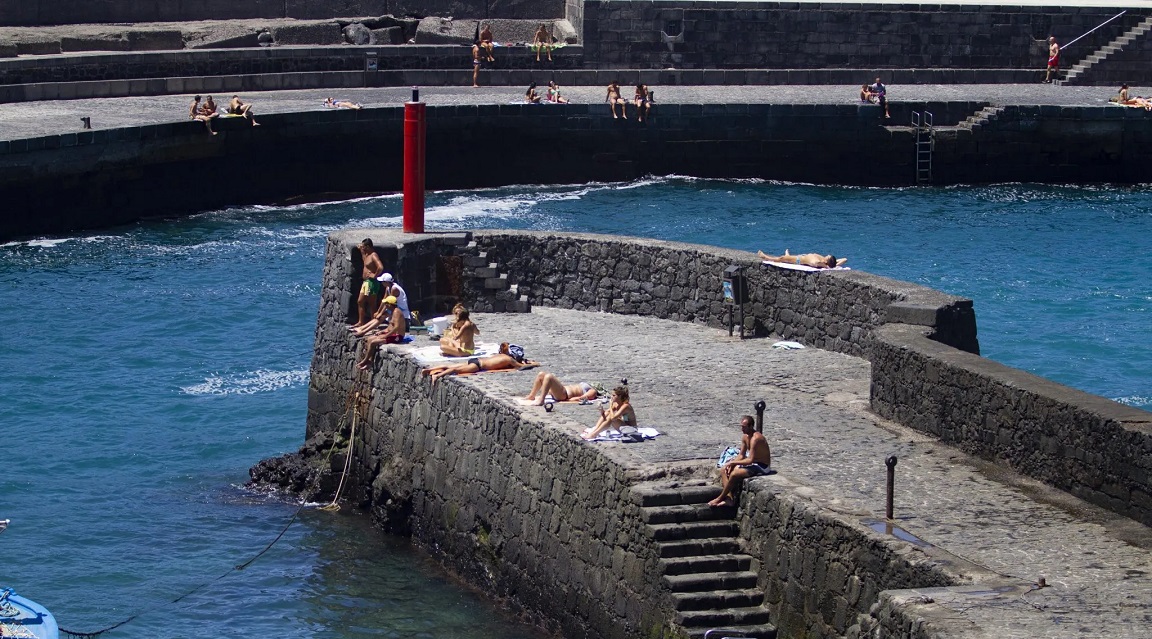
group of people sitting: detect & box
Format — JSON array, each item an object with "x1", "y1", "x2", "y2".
[
  {"x1": 188, "y1": 94, "x2": 259, "y2": 135},
  {"x1": 606, "y1": 82, "x2": 654, "y2": 121},
  {"x1": 1109, "y1": 84, "x2": 1152, "y2": 110},
  {"x1": 858, "y1": 77, "x2": 891, "y2": 119},
  {"x1": 524, "y1": 80, "x2": 570, "y2": 104}
]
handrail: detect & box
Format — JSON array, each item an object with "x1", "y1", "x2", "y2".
[{"x1": 1063, "y1": 10, "x2": 1127, "y2": 50}]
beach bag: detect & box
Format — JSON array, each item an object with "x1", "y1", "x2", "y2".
[
  {"x1": 618, "y1": 425, "x2": 644, "y2": 443},
  {"x1": 717, "y1": 446, "x2": 740, "y2": 467}
]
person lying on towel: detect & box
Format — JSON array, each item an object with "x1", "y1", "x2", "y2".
[
  {"x1": 422, "y1": 342, "x2": 536, "y2": 383},
  {"x1": 758, "y1": 250, "x2": 847, "y2": 269},
  {"x1": 523, "y1": 372, "x2": 601, "y2": 406}
]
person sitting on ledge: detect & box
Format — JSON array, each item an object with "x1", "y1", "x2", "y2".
[
  {"x1": 547, "y1": 80, "x2": 569, "y2": 104},
  {"x1": 859, "y1": 84, "x2": 876, "y2": 103},
  {"x1": 228, "y1": 95, "x2": 260, "y2": 126},
  {"x1": 758, "y1": 249, "x2": 847, "y2": 269},
  {"x1": 582, "y1": 385, "x2": 636, "y2": 440},
  {"x1": 479, "y1": 24, "x2": 495, "y2": 63},
  {"x1": 422, "y1": 343, "x2": 536, "y2": 384},
  {"x1": 439, "y1": 308, "x2": 480, "y2": 357},
  {"x1": 523, "y1": 372, "x2": 600, "y2": 406},
  {"x1": 189, "y1": 95, "x2": 218, "y2": 136},
  {"x1": 607, "y1": 81, "x2": 627, "y2": 119},
  {"x1": 533, "y1": 23, "x2": 554, "y2": 63},
  {"x1": 325, "y1": 97, "x2": 363, "y2": 110},
  {"x1": 709, "y1": 415, "x2": 772, "y2": 507},
  {"x1": 525, "y1": 82, "x2": 543, "y2": 104},
  {"x1": 356, "y1": 296, "x2": 406, "y2": 370}
]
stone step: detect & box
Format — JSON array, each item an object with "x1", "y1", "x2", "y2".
[
  {"x1": 658, "y1": 537, "x2": 743, "y2": 559},
  {"x1": 642, "y1": 503, "x2": 737, "y2": 525},
  {"x1": 631, "y1": 482, "x2": 720, "y2": 507},
  {"x1": 483, "y1": 274, "x2": 509, "y2": 290},
  {"x1": 471, "y1": 265, "x2": 499, "y2": 278},
  {"x1": 648, "y1": 520, "x2": 740, "y2": 542},
  {"x1": 662, "y1": 570, "x2": 760, "y2": 592},
  {"x1": 438, "y1": 233, "x2": 472, "y2": 246},
  {"x1": 685, "y1": 622, "x2": 777, "y2": 639},
  {"x1": 670, "y1": 588, "x2": 765, "y2": 611},
  {"x1": 677, "y1": 606, "x2": 773, "y2": 629},
  {"x1": 660, "y1": 553, "x2": 752, "y2": 576},
  {"x1": 461, "y1": 254, "x2": 489, "y2": 268}
]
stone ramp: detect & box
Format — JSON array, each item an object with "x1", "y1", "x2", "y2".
[{"x1": 416, "y1": 306, "x2": 1152, "y2": 638}]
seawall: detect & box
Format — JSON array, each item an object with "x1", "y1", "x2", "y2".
[
  {"x1": 284, "y1": 228, "x2": 1152, "y2": 638},
  {"x1": 5, "y1": 101, "x2": 1152, "y2": 242}
]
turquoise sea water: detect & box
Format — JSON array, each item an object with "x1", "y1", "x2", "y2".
[{"x1": 1, "y1": 177, "x2": 1149, "y2": 638}]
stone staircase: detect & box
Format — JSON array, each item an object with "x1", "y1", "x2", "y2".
[
  {"x1": 633, "y1": 480, "x2": 777, "y2": 639},
  {"x1": 1059, "y1": 16, "x2": 1152, "y2": 86},
  {"x1": 956, "y1": 105, "x2": 1005, "y2": 132},
  {"x1": 460, "y1": 241, "x2": 531, "y2": 313}
]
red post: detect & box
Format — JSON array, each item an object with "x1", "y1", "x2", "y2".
[{"x1": 402, "y1": 87, "x2": 425, "y2": 233}]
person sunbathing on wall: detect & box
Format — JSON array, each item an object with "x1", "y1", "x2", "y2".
[
  {"x1": 422, "y1": 342, "x2": 537, "y2": 384},
  {"x1": 758, "y1": 249, "x2": 847, "y2": 269},
  {"x1": 439, "y1": 308, "x2": 480, "y2": 357},
  {"x1": 325, "y1": 97, "x2": 363, "y2": 109},
  {"x1": 523, "y1": 372, "x2": 600, "y2": 406},
  {"x1": 582, "y1": 385, "x2": 636, "y2": 440}
]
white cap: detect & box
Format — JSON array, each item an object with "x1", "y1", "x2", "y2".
[{"x1": 376, "y1": 272, "x2": 394, "y2": 282}]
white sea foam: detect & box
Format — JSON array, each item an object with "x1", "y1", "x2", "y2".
[
  {"x1": 24, "y1": 238, "x2": 73, "y2": 248},
  {"x1": 182, "y1": 368, "x2": 309, "y2": 396},
  {"x1": 1114, "y1": 395, "x2": 1152, "y2": 409}
]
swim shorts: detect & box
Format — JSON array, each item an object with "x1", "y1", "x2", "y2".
[
  {"x1": 361, "y1": 279, "x2": 381, "y2": 297},
  {"x1": 741, "y1": 463, "x2": 771, "y2": 477}
]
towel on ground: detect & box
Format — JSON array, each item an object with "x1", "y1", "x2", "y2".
[
  {"x1": 583, "y1": 427, "x2": 661, "y2": 442},
  {"x1": 772, "y1": 340, "x2": 805, "y2": 349},
  {"x1": 411, "y1": 342, "x2": 499, "y2": 365},
  {"x1": 762, "y1": 260, "x2": 851, "y2": 272}
]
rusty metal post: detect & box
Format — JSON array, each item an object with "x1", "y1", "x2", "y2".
[{"x1": 885, "y1": 455, "x2": 898, "y2": 520}]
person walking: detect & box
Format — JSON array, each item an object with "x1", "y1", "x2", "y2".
[{"x1": 1044, "y1": 36, "x2": 1060, "y2": 83}]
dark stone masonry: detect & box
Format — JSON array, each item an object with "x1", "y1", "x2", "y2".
[{"x1": 251, "y1": 229, "x2": 1152, "y2": 639}]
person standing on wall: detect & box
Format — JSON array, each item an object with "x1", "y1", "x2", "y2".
[
  {"x1": 1044, "y1": 36, "x2": 1060, "y2": 83},
  {"x1": 352, "y1": 239, "x2": 385, "y2": 330}
]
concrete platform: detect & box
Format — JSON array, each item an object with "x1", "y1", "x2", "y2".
[{"x1": 406, "y1": 306, "x2": 1152, "y2": 638}]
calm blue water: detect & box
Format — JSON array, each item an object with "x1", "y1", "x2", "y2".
[{"x1": 1, "y1": 177, "x2": 1149, "y2": 638}]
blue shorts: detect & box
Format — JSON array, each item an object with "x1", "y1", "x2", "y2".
[{"x1": 741, "y1": 463, "x2": 770, "y2": 477}]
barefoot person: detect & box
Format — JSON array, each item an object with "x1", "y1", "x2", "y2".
[
  {"x1": 439, "y1": 308, "x2": 480, "y2": 357},
  {"x1": 324, "y1": 97, "x2": 363, "y2": 109},
  {"x1": 352, "y1": 239, "x2": 385, "y2": 329},
  {"x1": 421, "y1": 343, "x2": 536, "y2": 384},
  {"x1": 471, "y1": 44, "x2": 482, "y2": 87},
  {"x1": 708, "y1": 415, "x2": 771, "y2": 507},
  {"x1": 533, "y1": 23, "x2": 553, "y2": 62},
  {"x1": 582, "y1": 385, "x2": 636, "y2": 440},
  {"x1": 523, "y1": 372, "x2": 599, "y2": 406},
  {"x1": 356, "y1": 296, "x2": 406, "y2": 370},
  {"x1": 607, "y1": 81, "x2": 627, "y2": 119},
  {"x1": 633, "y1": 84, "x2": 652, "y2": 122},
  {"x1": 1044, "y1": 36, "x2": 1060, "y2": 83},
  {"x1": 758, "y1": 249, "x2": 847, "y2": 269},
  {"x1": 228, "y1": 95, "x2": 259, "y2": 126},
  {"x1": 189, "y1": 95, "x2": 218, "y2": 135},
  {"x1": 479, "y1": 24, "x2": 495, "y2": 62}
]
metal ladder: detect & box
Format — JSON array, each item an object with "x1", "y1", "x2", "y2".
[{"x1": 911, "y1": 110, "x2": 934, "y2": 185}]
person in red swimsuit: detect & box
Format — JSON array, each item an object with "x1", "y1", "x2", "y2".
[{"x1": 1044, "y1": 36, "x2": 1060, "y2": 83}]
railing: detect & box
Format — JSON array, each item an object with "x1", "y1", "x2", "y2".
[{"x1": 1063, "y1": 10, "x2": 1127, "y2": 50}]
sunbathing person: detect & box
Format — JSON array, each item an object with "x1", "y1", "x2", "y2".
[
  {"x1": 356, "y1": 296, "x2": 406, "y2": 370},
  {"x1": 533, "y1": 24, "x2": 554, "y2": 63},
  {"x1": 189, "y1": 95, "x2": 218, "y2": 135},
  {"x1": 525, "y1": 82, "x2": 542, "y2": 104},
  {"x1": 523, "y1": 372, "x2": 599, "y2": 406},
  {"x1": 325, "y1": 97, "x2": 363, "y2": 109},
  {"x1": 228, "y1": 95, "x2": 259, "y2": 126},
  {"x1": 708, "y1": 415, "x2": 772, "y2": 507},
  {"x1": 633, "y1": 84, "x2": 652, "y2": 122},
  {"x1": 422, "y1": 343, "x2": 536, "y2": 384},
  {"x1": 859, "y1": 84, "x2": 876, "y2": 103},
  {"x1": 582, "y1": 386, "x2": 636, "y2": 440},
  {"x1": 479, "y1": 24, "x2": 495, "y2": 62},
  {"x1": 439, "y1": 308, "x2": 480, "y2": 357},
  {"x1": 607, "y1": 82, "x2": 627, "y2": 119},
  {"x1": 546, "y1": 81, "x2": 569, "y2": 104},
  {"x1": 758, "y1": 249, "x2": 847, "y2": 269}
]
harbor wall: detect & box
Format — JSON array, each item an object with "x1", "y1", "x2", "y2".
[
  {"x1": 5, "y1": 102, "x2": 1152, "y2": 242},
  {"x1": 582, "y1": 1, "x2": 1148, "y2": 74},
  {"x1": 302, "y1": 229, "x2": 1019, "y2": 639}
]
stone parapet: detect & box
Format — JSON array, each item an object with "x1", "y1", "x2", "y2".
[{"x1": 871, "y1": 322, "x2": 1152, "y2": 527}]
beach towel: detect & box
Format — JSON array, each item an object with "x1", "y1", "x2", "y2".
[
  {"x1": 583, "y1": 427, "x2": 661, "y2": 442},
  {"x1": 772, "y1": 340, "x2": 805, "y2": 350},
  {"x1": 762, "y1": 261, "x2": 851, "y2": 272},
  {"x1": 412, "y1": 342, "x2": 500, "y2": 365}
]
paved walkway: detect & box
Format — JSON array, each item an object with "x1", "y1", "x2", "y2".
[
  {"x1": 1, "y1": 83, "x2": 1147, "y2": 141},
  {"x1": 401, "y1": 306, "x2": 1152, "y2": 638}
]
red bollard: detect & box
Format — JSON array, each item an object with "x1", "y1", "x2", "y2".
[{"x1": 402, "y1": 87, "x2": 425, "y2": 233}]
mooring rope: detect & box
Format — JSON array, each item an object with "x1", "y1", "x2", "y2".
[{"x1": 61, "y1": 378, "x2": 368, "y2": 638}]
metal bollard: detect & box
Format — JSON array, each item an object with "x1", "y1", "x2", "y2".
[
  {"x1": 754, "y1": 400, "x2": 766, "y2": 433},
  {"x1": 80, "y1": 116, "x2": 91, "y2": 129},
  {"x1": 885, "y1": 455, "x2": 898, "y2": 520}
]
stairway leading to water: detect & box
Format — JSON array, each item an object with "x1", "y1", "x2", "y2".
[
  {"x1": 1060, "y1": 16, "x2": 1152, "y2": 86},
  {"x1": 633, "y1": 480, "x2": 777, "y2": 639}
]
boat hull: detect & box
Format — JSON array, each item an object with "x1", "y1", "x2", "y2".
[{"x1": 0, "y1": 590, "x2": 59, "y2": 639}]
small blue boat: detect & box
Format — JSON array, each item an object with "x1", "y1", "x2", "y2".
[{"x1": 0, "y1": 520, "x2": 60, "y2": 639}]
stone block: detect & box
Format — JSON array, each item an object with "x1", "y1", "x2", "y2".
[
  {"x1": 370, "y1": 27, "x2": 406, "y2": 45},
  {"x1": 0, "y1": 43, "x2": 16, "y2": 58},
  {"x1": 61, "y1": 35, "x2": 130, "y2": 52},
  {"x1": 273, "y1": 22, "x2": 343, "y2": 46},
  {"x1": 192, "y1": 33, "x2": 262, "y2": 50},
  {"x1": 127, "y1": 30, "x2": 185, "y2": 51}
]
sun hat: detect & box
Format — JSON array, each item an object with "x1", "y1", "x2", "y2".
[
  {"x1": 383, "y1": 295, "x2": 398, "y2": 305},
  {"x1": 376, "y1": 272, "x2": 394, "y2": 282}
]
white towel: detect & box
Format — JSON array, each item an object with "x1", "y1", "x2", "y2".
[
  {"x1": 773, "y1": 340, "x2": 805, "y2": 349},
  {"x1": 411, "y1": 342, "x2": 499, "y2": 365},
  {"x1": 762, "y1": 260, "x2": 850, "y2": 272},
  {"x1": 583, "y1": 427, "x2": 661, "y2": 442}
]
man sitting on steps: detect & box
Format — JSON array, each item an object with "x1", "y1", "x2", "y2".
[{"x1": 709, "y1": 415, "x2": 772, "y2": 507}]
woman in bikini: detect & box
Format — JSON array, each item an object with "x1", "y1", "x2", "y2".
[
  {"x1": 525, "y1": 82, "x2": 542, "y2": 104},
  {"x1": 583, "y1": 386, "x2": 636, "y2": 440},
  {"x1": 523, "y1": 372, "x2": 599, "y2": 406},
  {"x1": 189, "y1": 95, "x2": 218, "y2": 135},
  {"x1": 440, "y1": 308, "x2": 479, "y2": 357},
  {"x1": 607, "y1": 82, "x2": 626, "y2": 119},
  {"x1": 422, "y1": 343, "x2": 536, "y2": 384},
  {"x1": 547, "y1": 81, "x2": 569, "y2": 104}
]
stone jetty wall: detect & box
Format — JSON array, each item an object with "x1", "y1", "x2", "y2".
[
  {"x1": 871, "y1": 324, "x2": 1152, "y2": 527},
  {"x1": 583, "y1": 1, "x2": 1148, "y2": 75},
  {"x1": 303, "y1": 230, "x2": 1007, "y2": 639},
  {"x1": 6, "y1": 102, "x2": 1152, "y2": 242}
]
